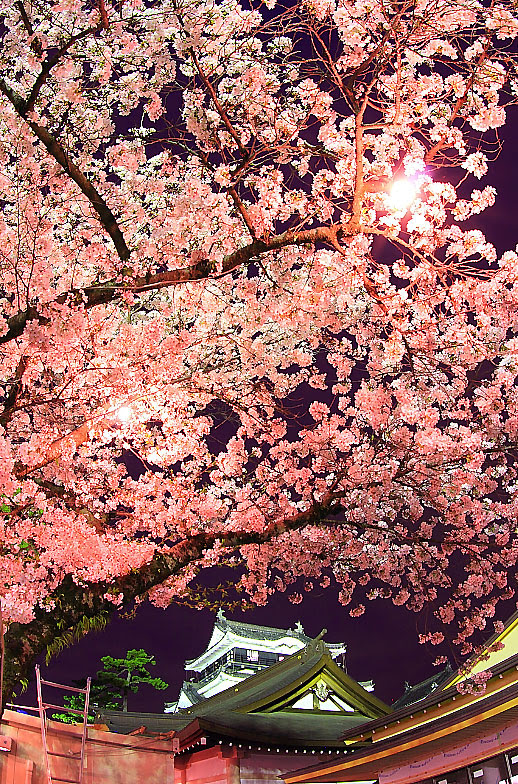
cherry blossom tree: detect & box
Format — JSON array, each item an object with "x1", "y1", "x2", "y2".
[{"x1": 1, "y1": 0, "x2": 518, "y2": 704}]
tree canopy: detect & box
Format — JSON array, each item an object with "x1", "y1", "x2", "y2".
[{"x1": 1, "y1": 0, "x2": 518, "y2": 703}]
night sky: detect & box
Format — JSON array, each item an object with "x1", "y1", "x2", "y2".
[
  {"x1": 15, "y1": 75, "x2": 518, "y2": 721},
  {"x1": 35, "y1": 585, "x2": 440, "y2": 714}
]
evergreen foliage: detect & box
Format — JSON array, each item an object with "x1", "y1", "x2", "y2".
[{"x1": 52, "y1": 649, "x2": 168, "y2": 723}]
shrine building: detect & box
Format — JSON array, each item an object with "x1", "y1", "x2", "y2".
[
  {"x1": 165, "y1": 608, "x2": 369, "y2": 711},
  {"x1": 5, "y1": 610, "x2": 518, "y2": 784},
  {"x1": 99, "y1": 610, "x2": 389, "y2": 749},
  {"x1": 283, "y1": 611, "x2": 518, "y2": 784}
]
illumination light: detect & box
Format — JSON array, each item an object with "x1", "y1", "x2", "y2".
[
  {"x1": 116, "y1": 406, "x2": 133, "y2": 422},
  {"x1": 388, "y1": 178, "x2": 421, "y2": 211}
]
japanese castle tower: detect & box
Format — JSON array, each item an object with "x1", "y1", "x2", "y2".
[{"x1": 165, "y1": 608, "x2": 371, "y2": 713}]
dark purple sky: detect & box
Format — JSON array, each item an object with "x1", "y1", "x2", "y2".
[
  {"x1": 35, "y1": 588, "x2": 438, "y2": 713},
  {"x1": 33, "y1": 567, "x2": 516, "y2": 715}
]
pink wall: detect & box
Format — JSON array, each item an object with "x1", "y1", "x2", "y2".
[
  {"x1": 240, "y1": 750, "x2": 322, "y2": 784},
  {"x1": 1, "y1": 708, "x2": 327, "y2": 784},
  {"x1": 175, "y1": 744, "x2": 317, "y2": 784},
  {"x1": 0, "y1": 709, "x2": 174, "y2": 784},
  {"x1": 174, "y1": 744, "x2": 232, "y2": 784}
]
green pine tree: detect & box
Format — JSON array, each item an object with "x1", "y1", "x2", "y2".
[{"x1": 52, "y1": 649, "x2": 168, "y2": 723}]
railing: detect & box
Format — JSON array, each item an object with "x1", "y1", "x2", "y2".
[{"x1": 187, "y1": 649, "x2": 281, "y2": 685}]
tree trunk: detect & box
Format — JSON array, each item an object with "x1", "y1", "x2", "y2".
[{"x1": 123, "y1": 672, "x2": 131, "y2": 712}]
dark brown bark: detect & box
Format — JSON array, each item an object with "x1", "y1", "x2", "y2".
[
  {"x1": 15, "y1": 2, "x2": 43, "y2": 56},
  {"x1": 0, "y1": 356, "x2": 28, "y2": 427},
  {"x1": 0, "y1": 47, "x2": 352, "y2": 349},
  {"x1": 0, "y1": 78, "x2": 131, "y2": 265}
]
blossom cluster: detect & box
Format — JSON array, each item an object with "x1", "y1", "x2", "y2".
[{"x1": 0, "y1": 0, "x2": 517, "y2": 669}]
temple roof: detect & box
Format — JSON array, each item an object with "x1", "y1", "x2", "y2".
[
  {"x1": 392, "y1": 663, "x2": 453, "y2": 709},
  {"x1": 99, "y1": 638, "x2": 389, "y2": 748},
  {"x1": 282, "y1": 650, "x2": 518, "y2": 784}
]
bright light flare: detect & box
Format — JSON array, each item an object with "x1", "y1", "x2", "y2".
[
  {"x1": 388, "y1": 178, "x2": 421, "y2": 211},
  {"x1": 116, "y1": 405, "x2": 133, "y2": 422}
]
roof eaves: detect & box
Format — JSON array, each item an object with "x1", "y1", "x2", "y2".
[
  {"x1": 285, "y1": 680, "x2": 518, "y2": 783},
  {"x1": 340, "y1": 651, "x2": 518, "y2": 741}
]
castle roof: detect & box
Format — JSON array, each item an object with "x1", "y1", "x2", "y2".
[
  {"x1": 183, "y1": 609, "x2": 345, "y2": 678},
  {"x1": 209, "y1": 608, "x2": 314, "y2": 645},
  {"x1": 98, "y1": 638, "x2": 389, "y2": 748}
]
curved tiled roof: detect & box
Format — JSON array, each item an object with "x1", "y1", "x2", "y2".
[
  {"x1": 185, "y1": 610, "x2": 346, "y2": 670},
  {"x1": 218, "y1": 618, "x2": 313, "y2": 643},
  {"x1": 392, "y1": 663, "x2": 453, "y2": 709},
  {"x1": 99, "y1": 639, "x2": 389, "y2": 747}
]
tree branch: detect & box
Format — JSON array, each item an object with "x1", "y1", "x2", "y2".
[
  {"x1": 33, "y1": 479, "x2": 107, "y2": 533},
  {"x1": 24, "y1": 25, "x2": 103, "y2": 114},
  {"x1": 15, "y1": 1, "x2": 43, "y2": 56},
  {"x1": 227, "y1": 187, "x2": 258, "y2": 239},
  {"x1": 0, "y1": 224, "x2": 346, "y2": 345},
  {"x1": 190, "y1": 48, "x2": 249, "y2": 158},
  {"x1": 0, "y1": 79, "x2": 131, "y2": 264},
  {"x1": 0, "y1": 355, "x2": 28, "y2": 426},
  {"x1": 2, "y1": 493, "x2": 342, "y2": 702},
  {"x1": 14, "y1": 404, "x2": 114, "y2": 478}
]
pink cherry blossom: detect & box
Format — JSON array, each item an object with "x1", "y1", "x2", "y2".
[{"x1": 1, "y1": 0, "x2": 518, "y2": 701}]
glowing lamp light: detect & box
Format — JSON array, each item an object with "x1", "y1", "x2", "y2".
[
  {"x1": 388, "y1": 178, "x2": 421, "y2": 211},
  {"x1": 116, "y1": 405, "x2": 133, "y2": 422}
]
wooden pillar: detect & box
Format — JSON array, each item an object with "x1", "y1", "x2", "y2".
[
  {"x1": 24, "y1": 759, "x2": 34, "y2": 784},
  {"x1": 174, "y1": 754, "x2": 188, "y2": 784}
]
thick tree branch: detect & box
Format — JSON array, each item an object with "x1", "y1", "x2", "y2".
[
  {"x1": 0, "y1": 79, "x2": 131, "y2": 264},
  {"x1": 0, "y1": 224, "x2": 346, "y2": 345},
  {"x1": 15, "y1": 1, "x2": 43, "y2": 56},
  {"x1": 2, "y1": 494, "x2": 343, "y2": 702},
  {"x1": 24, "y1": 25, "x2": 102, "y2": 114},
  {"x1": 0, "y1": 355, "x2": 28, "y2": 427},
  {"x1": 98, "y1": 0, "x2": 110, "y2": 29}
]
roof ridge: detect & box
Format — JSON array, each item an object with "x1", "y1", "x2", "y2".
[
  {"x1": 218, "y1": 615, "x2": 310, "y2": 639},
  {"x1": 215, "y1": 612, "x2": 346, "y2": 647},
  {"x1": 178, "y1": 640, "x2": 331, "y2": 716}
]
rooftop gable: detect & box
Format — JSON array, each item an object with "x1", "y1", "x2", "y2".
[
  {"x1": 179, "y1": 639, "x2": 388, "y2": 721},
  {"x1": 281, "y1": 658, "x2": 518, "y2": 784}
]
